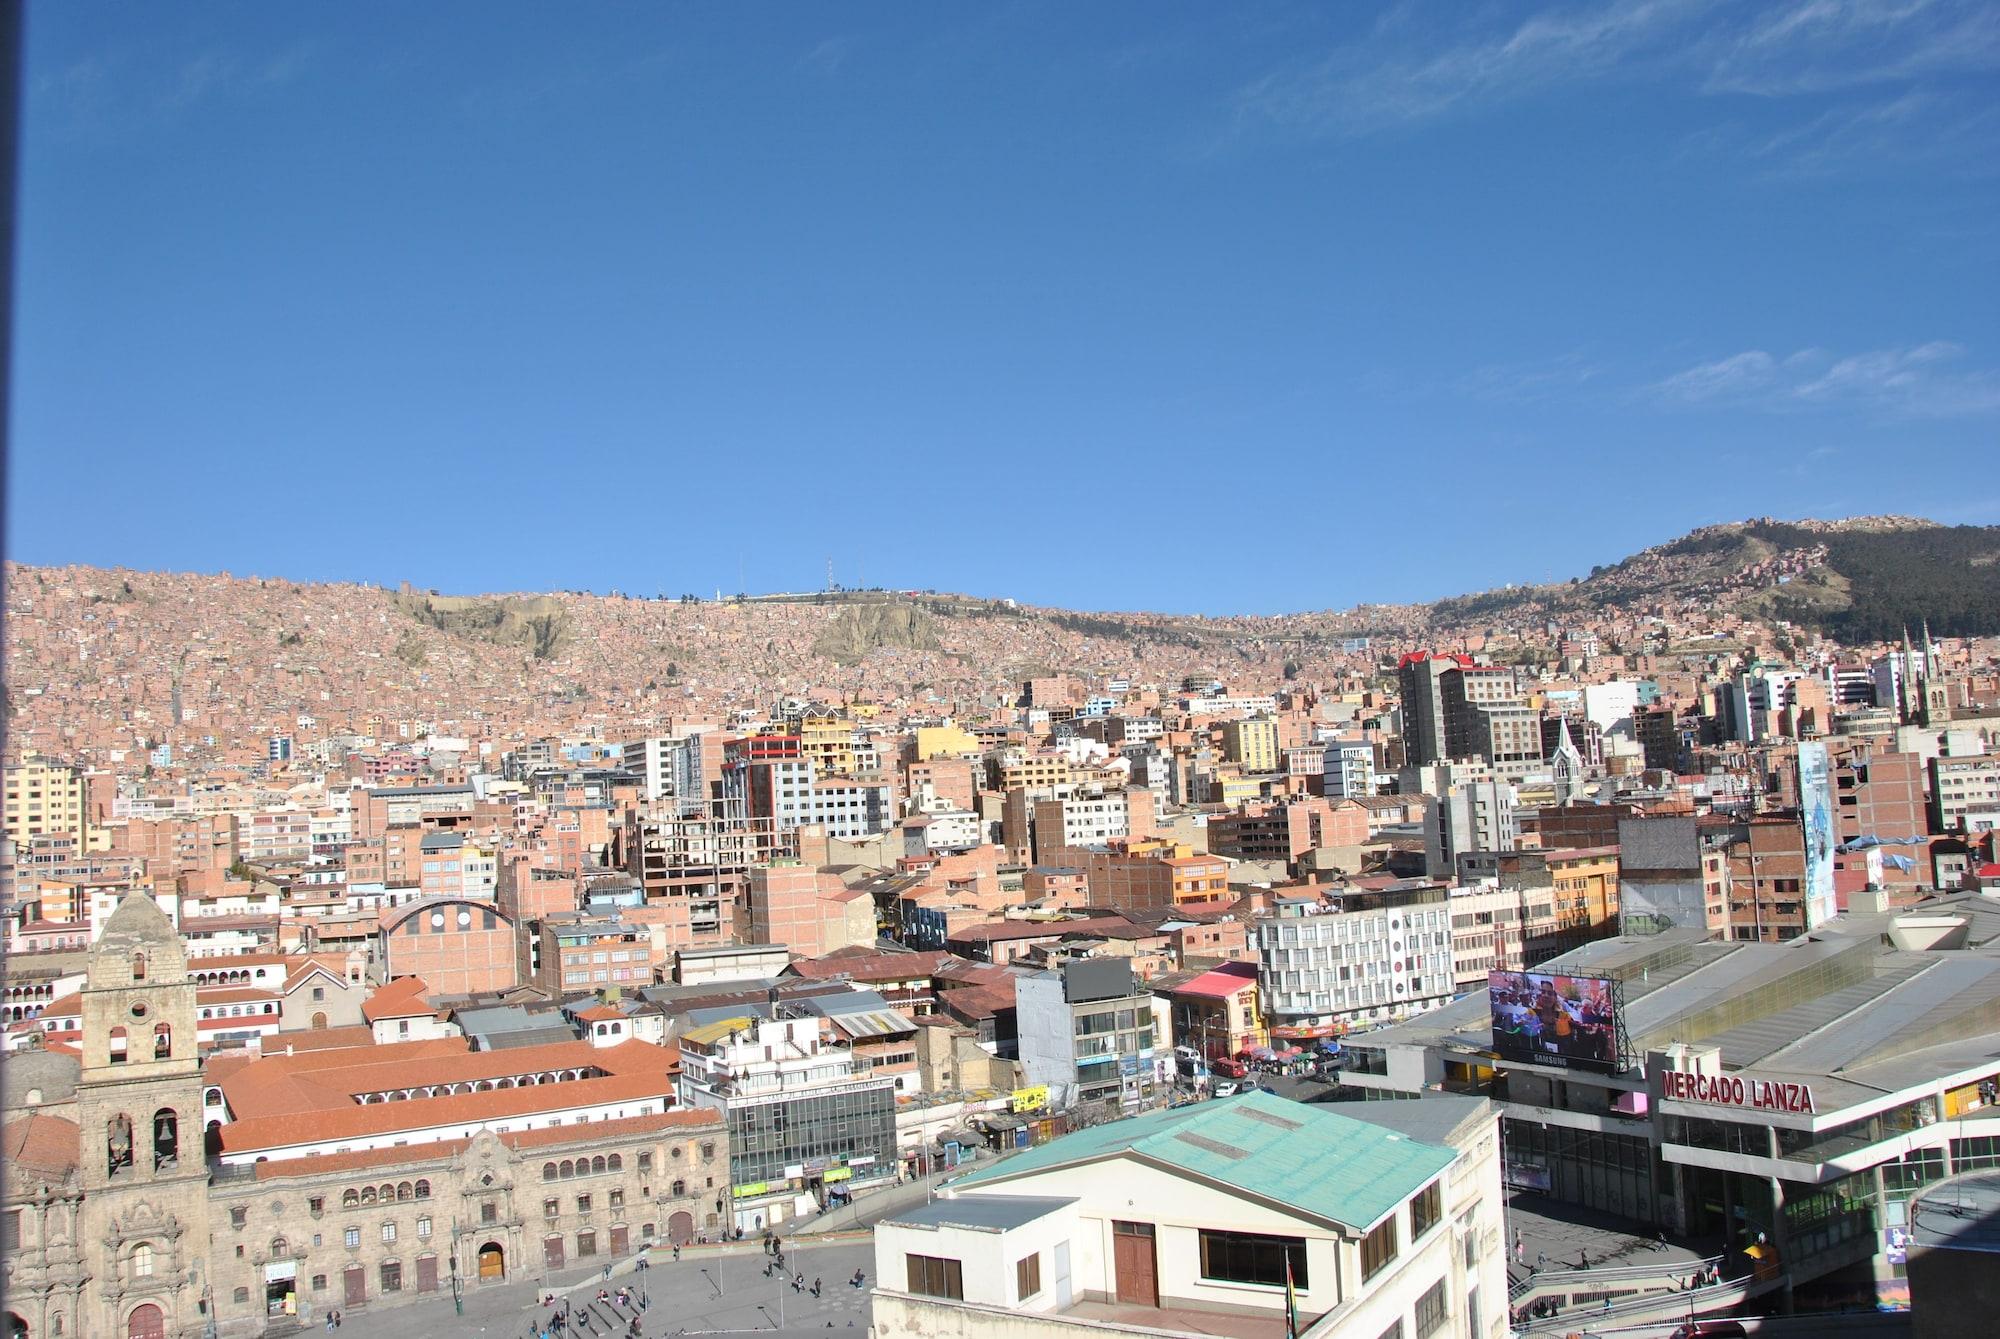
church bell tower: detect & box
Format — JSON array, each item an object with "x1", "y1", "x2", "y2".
[{"x1": 74, "y1": 893, "x2": 212, "y2": 1339}]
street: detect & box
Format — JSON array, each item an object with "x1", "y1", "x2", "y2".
[{"x1": 316, "y1": 1237, "x2": 878, "y2": 1339}]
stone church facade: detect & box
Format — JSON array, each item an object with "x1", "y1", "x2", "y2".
[{"x1": 3, "y1": 894, "x2": 726, "y2": 1338}]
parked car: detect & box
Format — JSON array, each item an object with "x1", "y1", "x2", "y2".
[
  {"x1": 1210, "y1": 1080, "x2": 1241, "y2": 1098},
  {"x1": 1210, "y1": 1057, "x2": 1248, "y2": 1079}
]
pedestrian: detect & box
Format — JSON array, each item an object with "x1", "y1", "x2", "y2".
[
  {"x1": 333, "y1": 1311, "x2": 342, "y2": 1330},
  {"x1": 672, "y1": 1243, "x2": 681, "y2": 1261},
  {"x1": 812, "y1": 1277, "x2": 822, "y2": 1298},
  {"x1": 1578, "y1": 1250, "x2": 1589, "y2": 1271},
  {"x1": 1537, "y1": 1250, "x2": 1548, "y2": 1272},
  {"x1": 1514, "y1": 1238, "x2": 1524, "y2": 1266},
  {"x1": 325, "y1": 1315, "x2": 335, "y2": 1334}
]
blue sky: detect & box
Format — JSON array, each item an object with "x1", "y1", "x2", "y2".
[{"x1": 13, "y1": 1, "x2": 2000, "y2": 614}]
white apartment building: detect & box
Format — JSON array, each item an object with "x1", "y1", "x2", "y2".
[
  {"x1": 871, "y1": 1090, "x2": 1507, "y2": 1339},
  {"x1": 1255, "y1": 888, "x2": 1457, "y2": 1033},
  {"x1": 1322, "y1": 739, "x2": 1376, "y2": 800}
]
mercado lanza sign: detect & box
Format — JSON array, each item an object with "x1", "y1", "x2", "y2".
[{"x1": 1661, "y1": 1068, "x2": 1816, "y2": 1115}]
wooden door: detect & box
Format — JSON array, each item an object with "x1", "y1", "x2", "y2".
[
  {"x1": 416, "y1": 1255, "x2": 439, "y2": 1293},
  {"x1": 544, "y1": 1235, "x2": 566, "y2": 1270},
  {"x1": 1111, "y1": 1221, "x2": 1157, "y2": 1307},
  {"x1": 126, "y1": 1305, "x2": 166, "y2": 1339},
  {"x1": 479, "y1": 1243, "x2": 506, "y2": 1280},
  {"x1": 610, "y1": 1225, "x2": 629, "y2": 1257},
  {"x1": 343, "y1": 1265, "x2": 367, "y2": 1308},
  {"x1": 668, "y1": 1211, "x2": 694, "y2": 1245}
]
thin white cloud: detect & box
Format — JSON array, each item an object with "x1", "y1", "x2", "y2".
[
  {"x1": 1653, "y1": 350, "x2": 1777, "y2": 402},
  {"x1": 1652, "y1": 342, "x2": 2000, "y2": 417},
  {"x1": 1230, "y1": 0, "x2": 1999, "y2": 150},
  {"x1": 1702, "y1": 0, "x2": 2000, "y2": 95},
  {"x1": 1453, "y1": 353, "x2": 1602, "y2": 404},
  {"x1": 1233, "y1": 0, "x2": 1701, "y2": 139}
]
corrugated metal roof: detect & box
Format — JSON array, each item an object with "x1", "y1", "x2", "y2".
[
  {"x1": 1771, "y1": 956, "x2": 2000, "y2": 1074},
  {"x1": 680, "y1": 1015, "x2": 757, "y2": 1046},
  {"x1": 827, "y1": 1010, "x2": 915, "y2": 1041},
  {"x1": 1707, "y1": 957, "x2": 1929, "y2": 1068},
  {"x1": 950, "y1": 1090, "x2": 1453, "y2": 1232}
]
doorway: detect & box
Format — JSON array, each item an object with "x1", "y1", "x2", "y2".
[
  {"x1": 478, "y1": 1241, "x2": 506, "y2": 1281},
  {"x1": 126, "y1": 1304, "x2": 165, "y2": 1339},
  {"x1": 1111, "y1": 1221, "x2": 1158, "y2": 1307}
]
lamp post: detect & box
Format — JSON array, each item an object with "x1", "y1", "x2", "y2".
[{"x1": 448, "y1": 1219, "x2": 465, "y2": 1315}]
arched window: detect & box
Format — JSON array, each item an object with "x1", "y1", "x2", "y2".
[
  {"x1": 591, "y1": 1156, "x2": 606, "y2": 1175},
  {"x1": 153, "y1": 1023, "x2": 172, "y2": 1059},
  {"x1": 152, "y1": 1108, "x2": 179, "y2": 1170},
  {"x1": 108, "y1": 1026, "x2": 128, "y2": 1065},
  {"x1": 129, "y1": 1243, "x2": 154, "y2": 1278},
  {"x1": 607, "y1": 1154, "x2": 622, "y2": 1172},
  {"x1": 396, "y1": 1182, "x2": 413, "y2": 1202},
  {"x1": 559, "y1": 1161, "x2": 573, "y2": 1179},
  {"x1": 132, "y1": 952, "x2": 148, "y2": 982},
  {"x1": 107, "y1": 1113, "x2": 134, "y2": 1176},
  {"x1": 343, "y1": 1189, "x2": 360, "y2": 1208},
  {"x1": 379, "y1": 1184, "x2": 394, "y2": 1204},
  {"x1": 360, "y1": 1186, "x2": 377, "y2": 1205},
  {"x1": 544, "y1": 1163, "x2": 558, "y2": 1182},
  {"x1": 414, "y1": 1179, "x2": 431, "y2": 1200},
  {"x1": 671, "y1": 1178, "x2": 686, "y2": 1197},
  {"x1": 271, "y1": 1236, "x2": 288, "y2": 1257}
]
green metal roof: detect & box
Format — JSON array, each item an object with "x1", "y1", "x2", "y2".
[{"x1": 951, "y1": 1090, "x2": 1456, "y2": 1232}]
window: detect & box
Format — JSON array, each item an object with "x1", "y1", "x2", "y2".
[
  {"x1": 1198, "y1": 1230, "x2": 1308, "y2": 1289},
  {"x1": 1414, "y1": 1279, "x2": 1448, "y2": 1339},
  {"x1": 577, "y1": 1230, "x2": 597, "y2": 1257},
  {"x1": 1361, "y1": 1217, "x2": 1399, "y2": 1282},
  {"x1": 1015, "y1": 1253, "x2": 1041, "y2": 1301},
  {"x1": 416, "y1": 1216, "x2": 432, "y2": 1240},
  {"x1": 382, "y1": 1222, "x2": 397, "y2": 1243},
  {"x1": 544, "y1": 1198, "x2": 561, "y2": 1219},
  {"x1": 231, "y1": 1206, "x2": 248, "y2": 1228},
  {"x1": 609, "y1": 1190, "x2": 624, "y2": 1211},
  {"x1": 381, "y1": 1260, "x2": 403, "y2": 1293},
  {"x1": 1375, "y1": 1323, "x2": 1404, "y2": 1339},
  {"x1": 233, "y1": 1287, "x2": 249, "y2": 1305},
  {"x1": 312, "y1": 987, "x2": 326, "y2": 1002},
  {"x1": 1409, "y1": 1182, "x2": 1442, "y2": 1240},
  {"x1": 906, "y1": 1254, "x2": 964, "y2": 1300},
  {"x1": 130, "y1": 1243, "x2": 155, "y2": 1278},
  {"x1": 344, "y1": 1228, "x2": 360, "y2": 1249},
  {"x1": 545, "y1": 1163, "x2": 558, "y2": 1182},
  {"x1": 482, "y1": 1201, "x2": 498, "y2": 1224},
  {"x1": 576, "y1": 1194, "x2": 592, "y2": 1213},
  {"x1": 308, "y1": 1196, "x2": 324, "y2": 1216},
  {"x1": 312, "y1": 1275, "x2": 327, "y2": 1292},
  {"x1": 639, "y1": 1152, "x2": 654, "y2": 1172}
]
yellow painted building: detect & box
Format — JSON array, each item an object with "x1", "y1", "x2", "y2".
[
  {"x1": 4, "y1": 757, "x2": 102, "y2": 849},
  {"x1": 1220, "y1": 718, "x2": 1280, "y2": 774},
  {"x1": 913, "y1": 724, "x2": 981, "y2": 761}
]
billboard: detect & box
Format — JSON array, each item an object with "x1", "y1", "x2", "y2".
[
  {"x1": 1798, "y1": 742, "x2": 1838, "y2": 929},
  {"x1": 1488, "y1": 970, "x2": 1620, "y2": 1073}
]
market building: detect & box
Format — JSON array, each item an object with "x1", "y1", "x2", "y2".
[{"x1": 1336, "y1": 888, "x2": 2000, "y2": 1313}]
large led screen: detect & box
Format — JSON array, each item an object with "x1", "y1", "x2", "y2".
[{"x1": 1488, "y1": 969, "x2": 1620, "y2": 1073}]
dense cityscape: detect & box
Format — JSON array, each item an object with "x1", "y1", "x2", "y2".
[
  {"x1": 12, "y1": 2, "x2": 2000, "y2": 1337},
  {"x1": 5, "y1": 512, "x2": 2000, "y2": 1338}
]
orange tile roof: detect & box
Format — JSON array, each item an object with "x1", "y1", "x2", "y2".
[
  {"x1": 360, "y1": 976, "x2": 435, "y2": 1021},
  {"x1": 248, "y1": 1108, "x2": 722, "y2": 1180},
  {"x1": 2, "y1": 1112, "x2": 79, "y2": 1174},
  {"x1": 217, "y1": 1037, "x2": 680, "y2": 1155}
]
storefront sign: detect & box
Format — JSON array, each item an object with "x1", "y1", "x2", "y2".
[
  {"x1": 1011, "y1": 1085, "x2": 1049, "y2": 1113},
  {"x1": 733, "y1": 1182, "x2": 771, "y2": 1198},
  {"x1": 824, "y1": 1167, "x2": 853, "y2": 1183},
  {"x1": 1661, "y1": 1069, "x2": 1816, "y2": 1114}
]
